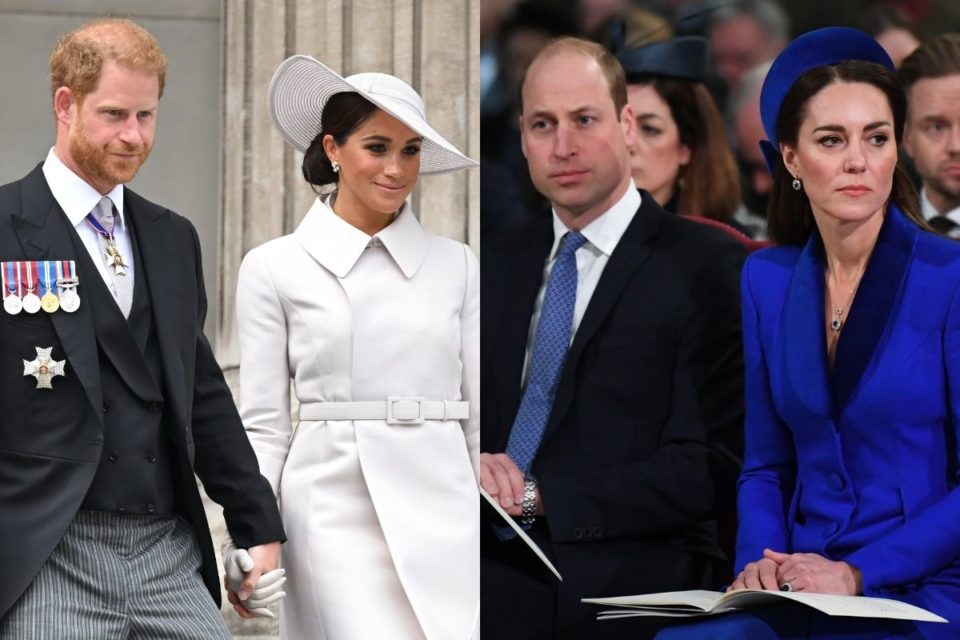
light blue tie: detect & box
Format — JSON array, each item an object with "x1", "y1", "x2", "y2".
[{"x1": 506, "y1": 230, "x2": 587, "y2": 476}]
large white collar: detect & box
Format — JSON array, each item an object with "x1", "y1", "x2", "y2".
[{"x1": 294, "y1": 195, "x2": 427, "y2": 279}]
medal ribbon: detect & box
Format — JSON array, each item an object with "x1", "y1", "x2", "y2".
[
  {"x1": 55, "y1": 261, "x2": 63, "y2": 296},
  {"x1": 85, "y1": 212, "x2": 113, "y2": 240},
  {"x1": 42, "y1": 260, "x2": 54, "y2": 295},
  {"x1": 23, "y1": 261, "x2": 36, "y2": 294},
  {"x1": 3, "y1": 261, "x2": 17, "y2": 297}
]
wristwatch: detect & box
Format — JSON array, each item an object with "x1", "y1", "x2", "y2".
[{"x1": 521, "y1": 477, "x2": 537, "y2": 527}]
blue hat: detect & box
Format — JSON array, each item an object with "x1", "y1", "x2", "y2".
[
  {"x1": 758, "y1": 27, "x2": 895, "y2": 176},
  {"x1": 617, "y1": 36, "x2": 710, "y2": 83}
]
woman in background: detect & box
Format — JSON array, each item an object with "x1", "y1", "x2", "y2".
[{"x1": 615, "y1": 36, "x2": 746, "y2": 234}]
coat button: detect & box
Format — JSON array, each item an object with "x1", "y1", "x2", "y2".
[
  {"x1": 146, "y1": 502, "x2": 156, "y2": 513},
  {"x1": 592, "y1": 526, "x2": 603, "y2": 538},
  {"x1": 118, "y1": 504, "x2": 126, "y2": 512},
  {"x1": 572, "y1": 527, "x2": 584, "y2": 539},
  {"x1": 102, "y1": 402, "x2": 110, "y2": 413},
  {"x1": 147, "y1": 453, "x2": 158, "y2": 463},
  {"x1": 107, "y1": 451, "x2": 118, "y2": 462}
]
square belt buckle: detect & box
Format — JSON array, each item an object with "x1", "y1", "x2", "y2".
[{"x1": 386, "y1": 396, "x2": 424, "y2": 425}]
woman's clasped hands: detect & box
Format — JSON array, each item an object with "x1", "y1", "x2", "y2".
[{"x1": 729, "y1": 548, "x2": 863, "y2": 595}]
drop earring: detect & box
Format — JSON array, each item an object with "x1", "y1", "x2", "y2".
[
  {"x1": 792, "y1": 176, "x2": 801, "y2": 191},
  {"x1": 331, "y1": 160, "x2": 340, "y2": 174}
]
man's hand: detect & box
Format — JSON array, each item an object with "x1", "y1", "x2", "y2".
[
  {"x1": 222, "y1": 539, "x2": 285, "y2": 618},
  {"x1": 768, "y1": 549, "x2": 862, "y2": 595},
  {"x1": 729, "y1": 548, "x2": 786, "y2": 591},
  {"x1": 480, "y1": 453, "x2": 526, "y2": 516}
]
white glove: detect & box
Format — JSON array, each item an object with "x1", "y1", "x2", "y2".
[{"x1": 222, "y1": 535, "x2": 287, "y2": 618}]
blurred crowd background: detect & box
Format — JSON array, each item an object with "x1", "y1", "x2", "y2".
[{"x1": 480, "y1": 0, "x2": 960, "y2": 240}]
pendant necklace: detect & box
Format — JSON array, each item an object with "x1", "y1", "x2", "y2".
[{"x1": 827, "y1": 267, "x2": 865, "y2": 333}]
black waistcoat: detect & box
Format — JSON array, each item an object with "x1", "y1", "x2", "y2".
[{"x1": 73, "y1": 211, "x2": 176, "y2": 514}]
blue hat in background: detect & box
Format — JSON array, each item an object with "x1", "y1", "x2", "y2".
[
  {"x1": 617, "y1": 36, "x2": 710, "y2": 83},
  {"x1": 758, "y1": 27, "x2": 895, "y2": 176}
]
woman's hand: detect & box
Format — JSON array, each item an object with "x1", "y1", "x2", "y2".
[
  {"x1": 767, "y1": 549, "x2": 863, "y2": 595},
  {"x1": 729, "y1": 548, "x2": 785, "y2": 591}
]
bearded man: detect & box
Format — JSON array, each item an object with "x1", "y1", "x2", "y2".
[{"x1": 0, "y1": 18, "x2": 285, "y2": 638}]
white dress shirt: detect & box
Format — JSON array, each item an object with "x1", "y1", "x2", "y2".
[
  {"x1": 920, "y1": 186, "x2": 960, "y2": 227},
  {"x1": 522, "y1": 184, "x2": 642, "y2": 384},
  {"x1": 42, "y1": 148, "x2": 135, "y2": 301}
]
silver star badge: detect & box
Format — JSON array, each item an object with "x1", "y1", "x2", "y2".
[{"x1": 23, "y1": 346, "x2": 66, "y2": 389}]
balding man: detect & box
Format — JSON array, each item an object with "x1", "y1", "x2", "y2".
[
  {"x1": 0, "y1": 19, "x2": 284, "y2": 637},
  {"x1": 480, "y1": 37, "x2": 745, "y2": 639}
]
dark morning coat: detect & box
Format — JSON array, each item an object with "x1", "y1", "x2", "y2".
[
  {"x1": 481, "y1": 190, "x2": 746, "y2": 635},
  {"x1": 0, "y1": 165, "x2": 285, "y2": 618}
]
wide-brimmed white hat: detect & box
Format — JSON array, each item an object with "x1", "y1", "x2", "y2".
[{"x1": 268, "y1": 55, "x2": 477, "y2": 175}]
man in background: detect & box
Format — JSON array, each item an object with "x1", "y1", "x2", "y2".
[{"x1": 899, "y1": 33, "x2": 960, "y2": 237}]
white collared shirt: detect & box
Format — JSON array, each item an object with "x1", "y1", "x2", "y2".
[
  {"x1": 42, "y1": 148, "x2": 135, "y2": 298},
  {"x1": 521, "y1": 184, "x2": 642, "y2": 384},
  {"x1": 920, "y1": 187, "x2": 960, "y2": 227}
]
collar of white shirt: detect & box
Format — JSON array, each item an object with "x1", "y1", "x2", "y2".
[
  {"x1": 920, "y1": 186, "x2": 960, "y2": 226},
  {"x1": 548, "y1": 182, "x2": 641, "y2": 259},
  {"x1": 42, "y1": 148, "x2": 126, "y2": 230},
  {"x1": 293, "y1": 194, "x2": 427, "y2": 279}
]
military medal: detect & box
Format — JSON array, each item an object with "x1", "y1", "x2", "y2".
[
  {"x1": 86, "y1": 211, "x2": 127, "y2": 275},
  {"x1": 22, "y1": 346, "x2": 66, "y2": 389},
  {"x1": 21, "y1": 261, "x2": 41, "y2": 314},
  {"x1": 3, "y1": 261, "x2": 22, "y2": 315},
  {"x1": 40, "y1": 261, "x2": 59, "y2": 313},
  {"x1": 56, "y1": 261, "x2": 80, "y2": 313}
]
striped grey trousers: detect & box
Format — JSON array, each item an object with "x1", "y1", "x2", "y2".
[{"x1": 0, "y1": 510, "x2": 232, "y2": 639}]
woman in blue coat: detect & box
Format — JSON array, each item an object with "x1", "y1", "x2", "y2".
[{"x1": 658, "y1": 27, "x2": 960, "y2": 639}]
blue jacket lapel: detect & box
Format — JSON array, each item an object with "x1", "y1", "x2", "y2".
[
  {"x1": 833, "y1": 207, "x2": 916, "y2": 411},
  {"x1": 781, "y1": 207, "x2": 918, "y2": 420},
  {"x1": 781, "y1": 230, "x2": 834, "y2": 419}
]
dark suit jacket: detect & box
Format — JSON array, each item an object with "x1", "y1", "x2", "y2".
[
  {"x1": 481, "y1": 191, "x2": 745, "y2": 631},
  {"x1": 0, "y1": 165, "x2": 284, "y2": 618}
]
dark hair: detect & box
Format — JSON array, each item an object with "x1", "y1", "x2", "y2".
[
  {"x1": 898, "y1": 33, "x2": 960, "y2": 94},
  {"x1": 302, "y1": 92, "x2": 379, "y2": 189},
  {"x1": 766, "y1": 60, "x2": 925, "y2": 245},
  {"x1": 632, "y1": 75, "x2": 741, "y2": 221}
]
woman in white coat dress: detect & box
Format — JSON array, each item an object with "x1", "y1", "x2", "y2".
[{"x1": 234, "y1": 56, "x2": 480, "y2": 640}]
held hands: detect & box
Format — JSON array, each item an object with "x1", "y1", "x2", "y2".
[
  {"x1": 479, "y1": 453, "x2": 543, "y2": 517},
  {"x1": 222, "y1": 538, "x2": 286, "y2": 619},
  {"x1": 730, "y1": 548, "x2": 862, "y2": 595}
]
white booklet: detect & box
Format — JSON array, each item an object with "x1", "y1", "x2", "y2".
[
  {"x1": 480, "y1": 485, "x2": 562, "y2": 581},
  {"x1": 583, "y1": 589, "x2": 946, "y2": 623}
]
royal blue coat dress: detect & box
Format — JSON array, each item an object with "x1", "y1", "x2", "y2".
[{"x1": 737, "y1": 206, "x2": 960, "y2": 637}]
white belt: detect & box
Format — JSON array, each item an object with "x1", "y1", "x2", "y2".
[{"x1": 298, "y1": 397, "x2": 469, "y2": 424}]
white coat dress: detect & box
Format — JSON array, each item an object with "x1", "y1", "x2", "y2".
[{"x1": 236, "y1": 196, "x2": 480, "y2": 640}]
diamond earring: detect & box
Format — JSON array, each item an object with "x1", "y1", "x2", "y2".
[
  {"x1": 792, "y1": 177, "x2": 801, "y2": 191},
  {"x1": 331, "y1": 160, "x2": 340, "y2": 174}
]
